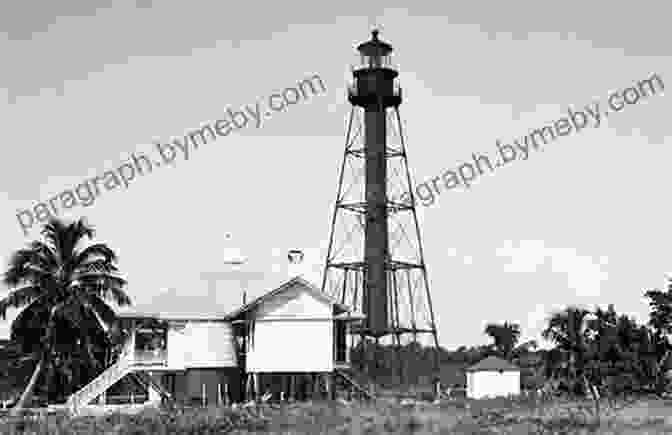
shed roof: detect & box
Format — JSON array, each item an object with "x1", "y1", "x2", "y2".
[{"x1": 465, "y1": 356, "x2": 519, "y2": 372}]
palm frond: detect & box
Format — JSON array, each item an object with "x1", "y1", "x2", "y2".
[
  {"x1": 0, "y1": 286, "x2": 45, "y2": 320},
  {"x1": 74, "y1": 244, "x2": 118, "y2": 266},
  {"x1": 71, "y1": 275, "x2": 130, "y2": 306}
]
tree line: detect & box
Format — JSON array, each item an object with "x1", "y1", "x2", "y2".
[
  {"x1": 350, "y1": 288, "x2": 672, "y2": 399},
  {"x1": 2, "y1": 217, "x2": 672, "y2": 415}
]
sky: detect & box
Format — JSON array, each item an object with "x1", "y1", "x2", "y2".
[{"x1": 1, "y1": 0, "x2": 671, "y2": 351}]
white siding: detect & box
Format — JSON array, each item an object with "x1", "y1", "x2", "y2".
[
  {"x1": 245, "y1": 283, "x2": 336, "y2": 372},
  {"x1": 167, "y1": 321, "x2": 237, "y2": 369},
  {"x1": 246, "y1": 320, "x2": 333, "y2": 372},
  {"x1": 166, "y1": 326, "x2": 187, "y2": 370},
  {"x1": 467, "y1": 371, "x2": 520, "y2": 399}
]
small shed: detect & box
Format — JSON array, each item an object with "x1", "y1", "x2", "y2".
[{"x1": 465, "y1": 356, "x2": 520, "y2": 399}]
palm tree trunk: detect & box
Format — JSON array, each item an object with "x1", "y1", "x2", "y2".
[
  {"x1": 655, "y1": 348, "x2": 671, "y2": 395},
  {"x1": 582, "y1": 374, "x2": 600, "y2": 424},
  {"x1": 10, "y1": 355, "x2": 45, "y2": 415}
]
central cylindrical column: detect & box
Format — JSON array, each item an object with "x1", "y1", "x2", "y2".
[
  {"x1": 363, "y1": 108, "x2": 388, "y2": 336},
  {"x1": 347, "y1": 30, "x2": 399, "y2": 337}
]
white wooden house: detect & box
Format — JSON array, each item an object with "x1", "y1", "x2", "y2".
[
  {"x1": 66, "y1": 276, "x2": 363, "y2": 415},
  {"x1": 465, "y1": 356, "x2": 521, "y2": 399}
]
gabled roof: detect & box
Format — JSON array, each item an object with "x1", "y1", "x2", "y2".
[
  {"x1": 465, "y1": 355, "x2": 519, "y2": 372},
  {"x1": 114, "y1": 275, "x2": 355, "y2": 322},
  {"x1": 222, "y1": 276, "x2": 349, "y2": 321}
]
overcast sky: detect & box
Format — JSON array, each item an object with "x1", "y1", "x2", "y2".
[{"x1": 1, "y1": 0, "x2": 671, "y2": 350}]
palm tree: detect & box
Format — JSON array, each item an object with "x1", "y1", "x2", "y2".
[
  {"x1": 0, "y1": 218, "x2": 131, "y2": 413},
  {"x1": 513, "y1": 339, "x2": 538, "y2": 356},
  {"x1": 542, "y1": 305, "x2": 606, "y2": 422},
  {"x1": 645, "y1": 277, "x2": 672, "y2": 335},
  {"x1": 644, "y1": 281, "x2": 672, "y2": 393},
  {"x1": 541, "y1": 306, "x2": 593, "y2": 394},
  {"x1": 483, "y1": 322, "x2": 521, "y2": 360}
]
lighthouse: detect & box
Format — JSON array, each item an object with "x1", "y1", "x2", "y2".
[{"x1": 322, "y1": 30, "x2": 440, "y2": 390}]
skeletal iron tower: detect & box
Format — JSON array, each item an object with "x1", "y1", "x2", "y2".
[{"x1": 321, "y1": 30, "x2": 440, "y2": 385}]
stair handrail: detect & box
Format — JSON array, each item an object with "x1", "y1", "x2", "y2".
[
  {"x1": 67, "y1": 356, "x2": 131, "y2": 413},
  {"x1": 335, "y1": 369, "x2": 375, "y2": 400},
  {"x1": 67, "y1": 335, "x2": 135, "y2": 413}
]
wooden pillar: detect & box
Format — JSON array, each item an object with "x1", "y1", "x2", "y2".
[
  {"x1": 245, "y1": 374, "x2": 253, "y2": 402},
  {"x1": 395, "y1": 333, "x2": 404, "y2": 386},
  {"x1": 289, "y1": 374, "x2": 295, "y2": 401},
  {"x1": 252, "y1": 373, "x2": 259, "y2": 402},
  {"x1": 324, "y1": 373, "x2": 333, "y2": 400},
  {"x1": 311, "y1": 374, "x2": 318, "y2": 399},
  {"x1": 281, "y1": 374, "x2": 287, "y2": 402}
]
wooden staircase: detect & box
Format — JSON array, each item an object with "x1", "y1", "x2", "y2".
[{"x1": 66, "y1": 354, "x2": 132, "y2": 416}]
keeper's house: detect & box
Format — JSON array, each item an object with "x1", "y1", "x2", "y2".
[{"x1": 66, "y1": 275, "x2": 363, "y2": 415}]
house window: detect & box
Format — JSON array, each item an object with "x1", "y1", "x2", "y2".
[
  {"x1": 161, "y1": 373, "x2": 176, "y2": 397},
  {"x1": 134, "y1": 326, "x2": 167, "y2": 363},
  {"x1": 136, "y1": 332, "x2": 166, "y2": 352}
]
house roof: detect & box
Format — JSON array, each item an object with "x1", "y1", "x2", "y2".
[
  {"x1": 221, "y1": 276, "x2": 350, "y2": 321},
  {"x1": 116, "y1": 275, "x2": 352, "y2": 321},
  {"x1": 465, "y1": 356, "x2": 520, "y2": 372},
  {"x1": 116, "y1": 312, "x2": 228, "y2": 321}
]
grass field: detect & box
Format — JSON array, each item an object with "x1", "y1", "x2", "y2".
[{"x1": 2, "y1": 396, "x2": 672, "y2": 434}]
